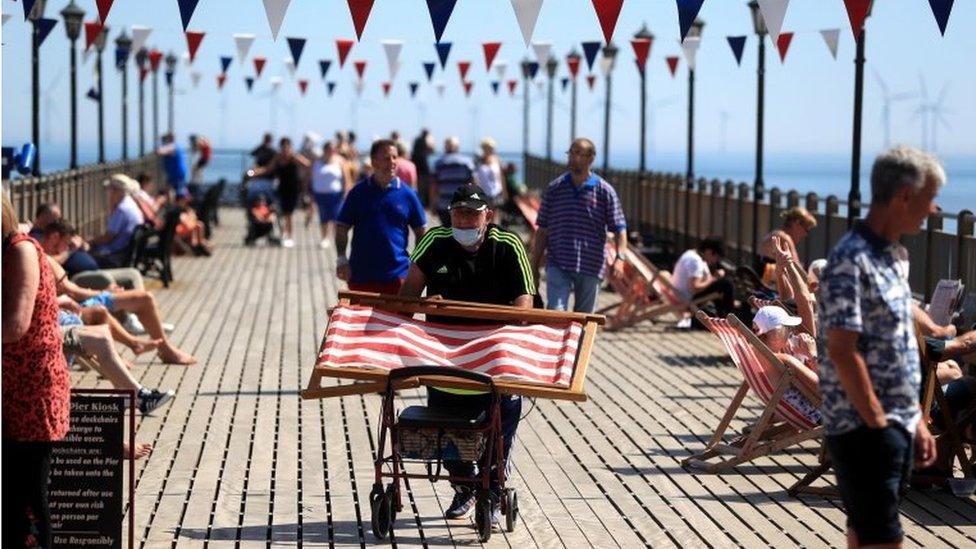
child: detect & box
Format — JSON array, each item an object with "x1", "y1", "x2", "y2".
[{"x1": 245, "y1": 194, "x2": 277, "y2": 246}]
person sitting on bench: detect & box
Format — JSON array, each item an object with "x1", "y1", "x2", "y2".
[{"x1": 399, "y1": 184, "x2": 535, "y2": 523}]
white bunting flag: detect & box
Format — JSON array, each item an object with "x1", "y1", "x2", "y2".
[
  {"x1": 757, "y1": 0, "x2": 790, "y2": 43},
  {"x1": 435, "y1": 81, "x2": 446, "y2": 97},
  {"x1": 284, "y1": 57, "x2": 296, "y2": 78},
  {"x1": 182, "y1": 51, "x2": 192, "y2": 66},
  {"x1": 494, "y1": 60, "x2": 508, "y2": 80},
  {"x1": 190, "y1": 70, "x2": 202, "y2": 88},
  {"x1": 130, "y1": 25, "x2": 152, "y2": 53},
  {"x1": 355, "y1": 78, "x2": 366, "y2": 96},
  {"x1": 820, "y1": 28, "x2": 840, "y2": 60},
  {"x1": 532, "y1": 41, "x2": 552, "y2": 65},
  {"x1": 510, "y1": 0, "x2": 544, "y2": 48},
  {"x1": 381, "y1": 40, "x2": 403, "y2": 81},
  {"x1": 598, "y1": 55, "x2": 613, "y2": 78},
  {"x1": 270, "y1": 75, "x2": 282, "y2": 90},
  {"x1": 2, "y1": 13, "x2": 12, "y2": 26},
  {"x1": 389, "y1": 60, "x2": 402, "y2": 82},
  {"x1": 262, "y1": 0, "x2": 291, "y2": 41},
  {"x1": 234, "y1": 33, "x2": 256, "y2": 63},
  {"x1": 680, "y1": 36, "x2": 701, "y2": 71}
]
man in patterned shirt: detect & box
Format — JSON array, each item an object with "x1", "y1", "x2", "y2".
[{"x1": 819, "y1": 146, "x2": 943, "y2": 547}]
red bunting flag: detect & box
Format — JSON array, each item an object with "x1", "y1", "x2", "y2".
[
  {"x1": 507, "y1": 79, "x2": 518, "y2": 96},
  {"x1": 463, "y1": 80, "x2": 473, "y2": 97},
  {"x1": 253, "y1": 57, "x2": 267, "y2": 77},
  {"x1": 185, "y1": 31, "x2": 205, "y2": 63},
  {"x1": 665, "y1": 56, "x2": 680, "y2": 77},
  {"x1": 347, "y1": 0, "x2": 375, "y2": 40},
  {"x1": 776, "y1": 32, "x2": 794, "y2": 63},
  {"x1": 382, "y1": 81, "x2": 391, "y2": 96},
  {"x1": 482, "y1": 42, "x2": 501, "y2": 71},
  {"x1": 631, "y1": 37, "x2": 652, "y2": 67},
  {"x1": 139, "y1": 66, "x2": 149, "y2": 82},
  {"x1": 457, "y1": 61, "x2": 471, "y2": 81},
  {"x1": 353, "y1": 60, "x2": 367, "y2": 79},
  {"x1": 217, "y1": 74, "x2": 227, "y2": 89},
  {"x1": 567, "y1": 57, "x2": 580, "y2": 78},
  {"x1": 95, "y1": 0, "x2": 114, "y2": 23},
  {"x1": 149, "y1": 49, "x2": 163, "y2": 72},
  {"x1": 844, "y1": 0, "x2": 872, "y2": 40},
  {"x1": 336, "y1": 39, "x2": 355, "y2": 68},
  {"x1": 586, "y1": 74, "x2": 597, "y2": 90},
  {"x1": 84, "y1": 21, "x2": 103, "y2": 51},
  {"x1": 591, "y1": 0, "x2": 624, "y2": 44},
  {"x1": 298, "y1": 78, "x2": 309, "y2": 95}
]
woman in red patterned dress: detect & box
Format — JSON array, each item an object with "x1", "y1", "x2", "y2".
[{"x1": 2, "y1": 192, "x2": 71, "y2": 548}]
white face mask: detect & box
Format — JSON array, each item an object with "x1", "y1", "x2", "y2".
[{"x1": 452, "y1": 227, "x2": 482, "y2": 247}]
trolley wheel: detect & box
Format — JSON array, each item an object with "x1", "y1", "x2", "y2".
[
  {"x1": 370, "y1": 487, "x2": 393, "y2": 540},
  {"x1": 504, "y1": 489, "x2": 518, "y2": 532},
  {"x1": 385, "y1": 483, "x2": 399, "y2": 522},
  {"x1": 474, "y1": 490, "x2": 492, "y2": 543}
]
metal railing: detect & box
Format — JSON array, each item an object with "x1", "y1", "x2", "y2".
[{"x1": 524, "y1": 154, "x2": 976, "y2": 301}]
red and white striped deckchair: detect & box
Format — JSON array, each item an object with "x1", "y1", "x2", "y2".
[
  {"x1": 682, "y1": 312, "x2": 823, "y2": 473},
  {"x1": 514, "y1": 194, "x2": 542, "y2": 232},
  {"x1": 302, "y1": 291, "x2": 604, "y2": 402}
]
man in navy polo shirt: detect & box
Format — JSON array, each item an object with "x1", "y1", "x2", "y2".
[
  {"x1": 335, "y1": 139, "x2": 427, "y2": 294},
  {"x1": 530, "y1": 137, "x2": 627, "y2": 313}
]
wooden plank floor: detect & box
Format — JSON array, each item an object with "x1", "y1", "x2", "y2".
[{"x1": 72, "y1": 209, "x2": 976, "y2": 548}]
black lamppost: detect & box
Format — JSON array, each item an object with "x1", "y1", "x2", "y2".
[
  {"x1": 748, "y1": 1, "x2": 766, "y2": 257},
  {"x1": 115, "y1": 30, "x2": 132, "y2": 160},
  {"x1": 60, "y1": 0, "x2": 85, "y2": 170},
  {"x1": 545, "y1": 56, "x2": 558, "y2": 161},
  {"x1": 135, "y1": 48, "x2": 148, "y2": 156},
  {"x1": 849, "y1": 1, "x2": 875, "y2": 226},
  {"x1": 566, "y1": 49, "x2": 581, "y2": 141},
  {"x1": 165, "y1": 52, "x2": 177, "y2": 134},
  {"x1": 684, "y1": 18, "x2": 705, "y2": 246},
  {"x1": 95, "y1": 23, "x2": 110, "y2": 164},
  {"x1": 632, "y1": 23, "x2": 653, "y2": 173},
  {"x1": 601, "y1": 42, "x2": 618, "y2": 173},
  {"x1": 150, "y1": 49, "x2": 161, "y2": 147},
  {"x1": 28, "y1": 0, "x2": 48, "y2": 175},
  {"x1": 520, "y1": 58, "x2": 532, "y2": 160}
]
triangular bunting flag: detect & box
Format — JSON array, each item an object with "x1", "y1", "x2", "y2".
[
  {"x1": 220, "y1": 56, "x2": 232, "y2": 74},
  {"x1": 483, "y1": 42, "x2": 502, "y2": 71},
  {"x1": 191, "y1": 71, "x2": 201, "y2": 87},
  {"x1": 423, "y1": 62, "x2": 436, "y2": 81},
  {"x1": 819, "y1": 29, "x2": 840, "y2": 59},
  {"x1": 234, "y1": 34, "x2": 255, "y2": 62},
  {"x1": 665, "y1": 55, "x2": 679, "y2": 77},
  {"x1": 354, "y1": 79, "x2": 365, "y2": 96},
  {"x1": 560, "y1": 77, "x2": 569, "y2": 91},
  {"x1": 676, "y1": 0, "x2": 706, "y2": 42},
  {"x1": 327, "y1": 81, "x2": 337, "y2": 95},
  {"x1": 22, "y1": 0, "x2": 38, "y2": 21},
  {"x1": 3, "y1": 14, "x2": 12, "y2": 26},
  {"x1": 382, "y1": 40, "x2": 403, "y2": 80},
  {"x1": 177, "y1": 0, "x2": 199, "y2": 30},
  {"x1": 843, "y1": 0, "x2": 871, "y2": 40},
  {"x1": 631, "y1": 37, "x2": 652, "y2": 67},
  {"x1": 507, "y1": 79, "x2": 518, "y2": 96},
  {"x1": 462, "y1": 80, "x2": 473, "y2": 97},
  {"x1": 586, "y1": 74, "x2": 596, "y2": 90},
  {"x1": 253, "y1": 57, "x2": 267, "y2": 77},
  {"x1": 681, "y1": 36, "x2": 700, "y2": 70},
  {"x1": 435, "y1": 82, "x2": 446, "y2": 97},
  {"x1": 426, "y1": 0, "x2": 458, "y2": 43},
  {"x1": 532, "y1": 42, "x2": 552, "y2": 65},
  {"x1": 85, "y1": 21, "x2": 104, "y2": 52},
  {"x1": 527, "y1": 61, "x2": 539, "y2": 80},
  {"x1": 435, "y1": 42, "x2": 452, "y2": 69},
  {"x1": 87, "y1": 87, "x2": 101, "y2": 101},
  {"x1": 491, "y1": 80, "x2": 500, "y2": 95},
  {"x1": 185, "y1": 31, "x2": 205, "y2": 63},
  {"x1": 287, "y1": 37, "x2": 306, "y2": 67},
  {"x1": 727, "y1": 36, "x2": 746, "y2": 66},
  {"x1": 149, "y1": 49, "x2": 163, "y2": 72},
  {"x1": 495, "y1": 60, "x2": 508, "y2": 80},
  {"x1": 409, "y1": 82, "x2": 419, "y2": 97},
  {"x1": 263, "y1": 0, "x2": 291, "y2": 41},
  {"x1": 336, "y1": 39, "x2": 355, "y2": 68},
  {"x1": 96, "y1": 0, "x2": 114, "y2": 23},
  {"x1": 284, "y1": 58, "x2": 296, "y2": 78},
  {"x1": 354, "y1": 60, "x2": 367, "y2": 79},
  {"x1": 382, "y1": 81, "x2": 391, "y2": 96},
  {"x1": 319, "y1": 59, "x2": 332, "y2": 79},
  {"x1": 567, "y1": 57, "x2": 580, "y2": 78},
  {"x1": 131, "y1": 26, "x2": 152, "y2": 54},
  {"x1": 928, "y1": 0, "x2": 955, "y2": 36},
  {"x1": 390, "y1": 60, "x2": 402, "y2": 82},
  {"x1": 270, "y1": 76, "x2": 282, "y2": 90},
  {"x1": 139, "y1": 67, "x2": 149, "y2": 82},
  {"x1": 457, "y1": 61, "x2": 471, "y2": 81},
  {"x1": 245, "y1": 76, "x2": 255, "y2": 91},
  {"x1": 510, "y1": 0, "x2": 544, "y2": 47},
  {"x1": 776, "y1": 31, "x2": 793, "y2": 63},
  {"x1": 757, "y1": 0, "x2": 789, "y2": 43},
  {"x1": 347, "y1": 0, "x2": 375, "y2": 40},
  {"x1": 216, "y1": 74, "x2": 226, "y2": 89},
  {"x1": 37, "y1": 18, "x2": 58, "y2": 46},
  {"x1": 581, "y1": 41, "x2": 601, "y2": 71},
  {"x1": 298, "y1": 79, "x2": 308, "y2": 95},
  {"x1": 590, "y1": 0, "x2": 623, "y2": 44}
]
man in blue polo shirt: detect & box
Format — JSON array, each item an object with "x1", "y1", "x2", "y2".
[
  {"x1": 157, "y1": 133, "x2": 190, "y2": 202},
  {"x1": 530, "y1": 137, "x2": 627, "y2": 313},
  {"x1": 335, "y1": 139, "x2": 427, "y2": 294}
]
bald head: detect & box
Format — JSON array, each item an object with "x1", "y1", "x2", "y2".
[{"x1": 445, "y1": 137, "x2": 460, "y2": 153}]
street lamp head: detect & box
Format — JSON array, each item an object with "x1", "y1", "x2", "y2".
[
  {"x1": 602, "y1": 41, "x2": 619, "y2": 60},
  {"x1": 566, "y1": 49, "x2": 581, "y2": 62},
  {"x1": 688, "y1": 18, "x2": 706, "y2": 39},
  {"x1": 633, "y1": 22, "x2": 653, "y2": 41},
  {"x1": 135, "y1": 48, "x2": 149, "y2": 69},
  {"x1": 164, "y1": 51, "x2": 178, "y2": 72},
  {"x1": 27, "y1": 0, "x2": 48, "y2": 22},
  {"x1": 545, "y1": 56, "x2": 558, "y2": 77},
  {"x1": 94, "y1": 25, "x2": 110, "y2": 53},
  {"x1": 60, "y1": 0, "x2": 85, "y2": 41},
  {"x1": 747, "y1": 1, "x2": 767, "y2": 36},
  {"x1": 520, "y1": 58, "x2": 532, "y2": 79},
  {"x1": 115, "y1": 30, "x2": 132, "y2": 56}
]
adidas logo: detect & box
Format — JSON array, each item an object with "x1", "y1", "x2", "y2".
[{"x1": 436, "y1": 265, "x2": 449, "y2": 274}]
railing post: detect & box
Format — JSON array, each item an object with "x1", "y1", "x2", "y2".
[
  {"x1": 695, "y1": 177, "x2": 707, "y2": 243},
  {"x1": 710, "y1": 180, "x2": 721, "y2": 237},
  {"x1": 787, "y1": 190, "x2": 800, "y2": 209},
  {"x1": 769, "y1": 187, "x2": 782, "y2": 233},
  {"x1": 737, "y1": 182, "x2": 750, "y2": 264},
  {"x1": 925, "y1": 213, "x2": 944, "y2": 299},
  {"x1": 958, "y1": 210, "x2": 974, "y2": 283}
]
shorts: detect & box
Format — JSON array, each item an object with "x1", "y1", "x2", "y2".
[
  {"x1": 827, "y1": 424, "x2": 914, "y2": 545},
  {"x1": 313, "y1": 192, "x2": 344, "y2": 224},
  {"x1": 348, "y1": 279, "x2": 404, "y2": 295},
  {"x1": 278, "y1": 184, "x2": 300, "y2": 215},
  {"x1": 80, "y1": 291, "x2": 116, "y2": 312}
]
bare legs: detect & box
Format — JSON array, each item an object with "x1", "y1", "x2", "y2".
[
  {"x1": 109, "y1": 290, "x2": 197, "y2": 365},
  {"x1": 81, "y1": 306, "x2": 161, "y2": 356},
  {"x1": 75, "y1": 325, "x2": 141, "y2": 391}
]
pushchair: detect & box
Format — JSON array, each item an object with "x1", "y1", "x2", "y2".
[
  {"x1": 241, "y1": 172, "x2": 281, "y2": 246},
  {"x1": 369, "y1": 365, "x2": 518, "y2": 542}
]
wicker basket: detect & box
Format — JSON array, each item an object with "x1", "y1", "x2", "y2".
[{"x1": 397, "y1": 427, "x2": 486, "y2": 461}]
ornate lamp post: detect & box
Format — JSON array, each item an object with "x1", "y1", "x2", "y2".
[
  {"x1": 684, "y1": 18, "x2": 704, "y2": 246},
  {"x1": 545, "y1": 56, "x2": 558, "y2": 161},
  {"x1": 60, "y1": 0, "x2": 85, "y2": 169},
  {"x1": 600, "y1": 42, "x2": 619, "y2": 173},
  {"x1": 165, "y1": 52, "x2": 178, "y2": 134},
  {"x1": 135, "y1": 48, "x2": 148, "y2": 156},
  {"x1": 849, "y1": 1, "x2": 875, "y2": 226},
  {"x1": 115, "y1": 30, "x2": 132, "y2": 160},
  {"x1": 95, "y1": 23, "x2": 110, "y2": 164},
  {"x1": 566, "y1": 49, "x2": 581, "y2": 141},
  {"x1": 632, "y1": 23, "x2": 653, "y2": 173},
  {"x1": 29, "y1": 0, "x2": 48, "y2": 175},
  {"x1": 748, "y1": 0, "x2": 767, "y2": 258}
]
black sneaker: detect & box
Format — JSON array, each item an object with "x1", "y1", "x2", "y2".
[
  {"x1": 444, "y1": 486, "x2": 476, "y2": 519},
  {"x1": 138, "y1": 389, "x2": 174, "y2": 415}
]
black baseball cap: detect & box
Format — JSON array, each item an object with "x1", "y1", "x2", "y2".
[{"x1": 448, "y1": 184, "x2": 489, "y2": 211}]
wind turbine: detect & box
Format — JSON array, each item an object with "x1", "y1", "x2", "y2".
[
  {"x1": 872, "y1": 68, "x2": 914, "y2": 149},
  {"x1": 646, "y1": 96, "x2": 678, "y2": 154},
  {"x1": 912, "y1": 76, "x2": 951, "y2": 153},
  {"x1": 928, "y1": 84, "x2": 951, "y2": 154}
]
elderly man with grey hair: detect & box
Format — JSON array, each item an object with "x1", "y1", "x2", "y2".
[
  {"x1": 430, "y1": 136, "x2": 475, "y2": 227},
  {"x1": 818, "y1": 146, "x2": 944, "y2": 548}
]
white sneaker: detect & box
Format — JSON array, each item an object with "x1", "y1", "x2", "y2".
[
  {"x1": 319, "y1": 239, "x2": 332, "y2": 249},
  {"x1": 162, "y1": 322, "x2": 175, "y2": 334},
  {"x1": 282, "y1": 238, "x2": 295, "y2": 248},
  {"x1": 123, "y1": 314, "x2": 147, "y2": 335}
]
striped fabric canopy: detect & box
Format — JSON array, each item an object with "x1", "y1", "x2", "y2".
[{"x1": 318, "y1": 305, "x2": 583, "y2": 387}]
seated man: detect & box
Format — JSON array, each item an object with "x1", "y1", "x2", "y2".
[
  {"x1": 28, "y1": 202, "x2": 61, "y2": 240},
  {"x1": 90, "y1": 174, "x2": 145, "y2": 268},
  {"x1": 672, "y1": 237, "x2": 735, "y2": 318},
  {"x1": 40, "y1": 220, "x2": 102, "y2": 277},
  {"x1": 399, "y1": 185, "x2": 535, "y2": 523}
]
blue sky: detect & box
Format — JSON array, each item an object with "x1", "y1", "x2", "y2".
[{"x1": 2, "y1": 0, "x2": 974, "y2": 169}]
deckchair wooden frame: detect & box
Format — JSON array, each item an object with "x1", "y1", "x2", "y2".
[
  {"x1": 682, "y1": 312, "x2": 823, "y2": 473},
  {"x1": 301, "y1": 291, "x2": 604, "y2": 402}
]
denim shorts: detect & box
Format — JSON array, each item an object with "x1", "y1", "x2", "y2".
[
  {"x1": 80, "y1": 290, "x2": 116, "y2": 312},
  {"x1": 827, "y1": 423, "x2": 914, "y2": 545}
]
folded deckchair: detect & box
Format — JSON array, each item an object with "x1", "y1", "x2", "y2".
[
  {"x1": 682, "y1": 312, "x2": 823, "y2": 473},
  {"x1": 514, "y1": 194, "x2": 541, "y2": 232},
  {"x1": 301, "y1": 291, "x2": 604, "y2": 402},
  {"x1": 597, "y1": 240, "x2": 721, "y2": 331}
]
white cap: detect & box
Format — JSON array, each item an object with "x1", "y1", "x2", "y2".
[
  {"x1": 753, "y1": 306, "x2": 802, "y2": 335},
  {"x1": 808, "y1": 259, "x2": 827, "y2": 279}
]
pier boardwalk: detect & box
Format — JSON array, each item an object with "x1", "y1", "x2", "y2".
[{"x1": 72, "y1": 209, "x2": 976, "y2": 548}]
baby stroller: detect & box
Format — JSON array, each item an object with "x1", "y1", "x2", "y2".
[
  {"x1": 370, "y1": 365, "x2": 518, "y2": 542},
  {"x1": 241, "y1": 172, "x2": 281, "y2": 246}
]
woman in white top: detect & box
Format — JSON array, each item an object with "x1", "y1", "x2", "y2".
[
  {"x1": 475, "y1": 137, "x2": 506, "y2": 209},
  {"x1": 310, "y1": 141, "x2": 353, "y2": 248}
]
